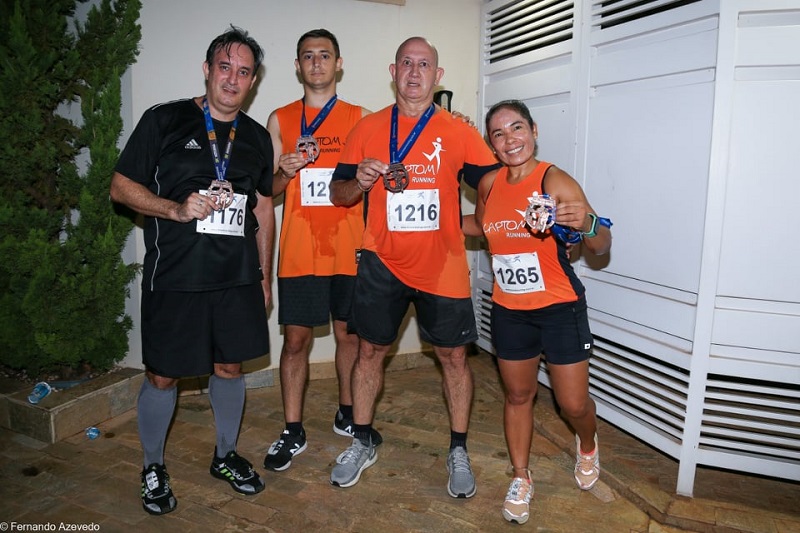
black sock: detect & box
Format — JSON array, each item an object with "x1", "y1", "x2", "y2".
[
  {"x1": 450, "y1": 430, "x2": 467, "y2": 450},
  {"x1": 286, "y1": 421, "x2": 304, "y2": 436},
  {"x1": 338, "y1": 404, "x2": 353, "y2": 419},
  {"x1": 353, "y1": 424, "x2": 372, "y2": 445}
]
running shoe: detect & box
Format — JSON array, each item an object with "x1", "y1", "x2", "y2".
[
  {"x1": 210, "y1": 449, "x2": 265, "y2": 495},
  {"x1": 263, "y1": 429, "x2": 308, "y2": 472},
  {"x1": 330, "y1": 438, "x2": 377, "y2": 488},
  {"x1": 446, "y1": 446, "x2": 476, "y2": 498},
  {"x1": 574, "y1": 433, "x2": 600, "y2": 490},
  {"x1": 141, "y1": 463, "x2": 177, "y2": 515},
  {"x1": 502, "y1": 473, "x2": 533, "y2": 524}
]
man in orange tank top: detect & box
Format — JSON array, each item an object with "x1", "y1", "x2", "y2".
[{"x1": 262, "y1": 29, "x2": 381, "y2": 473}]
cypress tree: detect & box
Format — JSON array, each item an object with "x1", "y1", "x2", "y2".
[{"x1": 0, "y1": 0, "x2": 142, "y2": 376}]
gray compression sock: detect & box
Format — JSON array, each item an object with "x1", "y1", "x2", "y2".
[
  {"x1": 208, "y1": 374, "x2": 245, "y2": 458},
  {"x1": 137, "y1": 378, "x2": 177, "y2": 467}
]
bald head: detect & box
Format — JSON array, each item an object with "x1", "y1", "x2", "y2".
[{"x1": 395, "y1": 36, "x2": 439, "y2": 67}]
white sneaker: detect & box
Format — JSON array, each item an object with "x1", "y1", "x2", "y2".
[{"x1": 574, "y1": 433, "x2": 600, "y2": 490}]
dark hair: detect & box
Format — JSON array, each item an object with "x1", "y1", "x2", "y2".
[
  {"x1": 297, "y1": 29, "x2": 340, "y2": 59},
  {"x1": 485, "y1": 99, "x2": 535, "y2": 133},
  {"x1": 206, "y1": 25, "x2": 264, "y2": 72}
]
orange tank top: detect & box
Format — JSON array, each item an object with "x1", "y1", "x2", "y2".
[
  {"x1": 335, "y1": 106, "x2": 499, "y2": 298},
  {"x1": 481, "y1": 161, "x2": 584, "y2": 310},
  {"x1": 275, "y1": 99, "x2": 364, "y2": 277}
]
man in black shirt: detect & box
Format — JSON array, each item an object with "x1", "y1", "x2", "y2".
[{"x1": 110, "y1": 26, "x2": 273, "y2": 515}]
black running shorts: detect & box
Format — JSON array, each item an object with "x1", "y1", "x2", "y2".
[
  {"x1": 141, "y1": 284, "x2": 269, "y2": 378},
  {"x1": 277, "y1": 275, "x2": 356, "y2": 327},
  {"x1": 352, "y1": 250, "x2": 478, "y2": 347},
  {"x1": 490, "y1": 295, "x2": 592, "y2": 364}
]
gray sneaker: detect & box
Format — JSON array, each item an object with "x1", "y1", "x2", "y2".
[
  {"x1": 330, "y1": 438, "x2": 377, "y2": 488},
  {"x1": 446, "y1": 446, "x2": 476, "y2": 498}
]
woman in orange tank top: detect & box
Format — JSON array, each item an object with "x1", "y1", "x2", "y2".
[{"x1": 470, "y1": 100, "x2": 612, "y2": 524}]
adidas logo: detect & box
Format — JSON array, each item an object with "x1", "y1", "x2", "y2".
[{"x1": 185, "y1": 138, "x2": 202, "y2": 150}]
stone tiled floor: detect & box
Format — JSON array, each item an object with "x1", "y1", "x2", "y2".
[{"x1": 1, "y1": 351, "x2": 798, "y2": 532}]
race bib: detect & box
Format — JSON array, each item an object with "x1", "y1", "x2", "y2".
[
  {"x1": 196, "y1": 190, "x2": 246, "y2": 237},
  {"x1": 492, "y1": 252, "x2": 545, "y2": 294},
  {"x1": 300, "y1": 167, "x2": 334, "y2": 206},
  {"x1": 386, "y1": 189, "x2": 440, "y2": 232}
]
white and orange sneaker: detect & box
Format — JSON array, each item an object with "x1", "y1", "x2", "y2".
[
  {"x1": 574, "y1": 433, "x2": 600, "y2": 490},
  {"x1": 502, "y1": 470, "x2": 533, "y2": 524}
]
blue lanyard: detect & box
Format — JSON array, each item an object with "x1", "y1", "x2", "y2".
[
  {"x1": 202, "y1": 97, "x2": 239, "y2": 182},
  {"x1": 301, "y1": 95, "x2": 338, "y2": 136},
  {"x1": 390, "y1": 104, "x2": 435, "y2": 164}
]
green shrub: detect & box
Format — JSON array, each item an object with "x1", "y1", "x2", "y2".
[{"x1": 0, "y1": 0, "x2": 142, "y2": 376}]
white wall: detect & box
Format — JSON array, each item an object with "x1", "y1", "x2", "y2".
[{"x1": 119, "y1": 0, "x2": 484, "y2": 369}]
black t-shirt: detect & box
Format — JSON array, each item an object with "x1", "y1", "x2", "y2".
[{"x1": 115, "y1": 98, "x2": 274, "y2": 291}]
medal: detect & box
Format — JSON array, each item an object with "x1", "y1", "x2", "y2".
[
  {"x1": 523, "y1": 192, "x2": 556, "y2": 232},
  {"x1": 297, "y1": 95, "x2": 337, "y2": 163},
  {"x1": 202, "y1": 97, "x2": 238, "y2": 211},
  {"x1": 384, "y1": 162, "x2": 410, "y2": 193},
  {"x1": 295, "y1": 135, "x2": 320, "y2": 163},
  {"x1": 386, "y1": 104, "x2": 436, "y2": 193},
  {"x1": 207, "y1": 179, "x2": 234, "y2": 209}
]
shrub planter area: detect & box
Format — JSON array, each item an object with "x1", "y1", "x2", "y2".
[{"x1": 0, "y1": 368, "x2": 144, "y2": 443}]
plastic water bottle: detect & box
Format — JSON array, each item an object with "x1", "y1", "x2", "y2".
[
  {"x1": 27, "y1": 382, "x2": 52, "y2": 404},
  {"x1": 85, "y1": 427, "x2": 101, "y2": 440}
]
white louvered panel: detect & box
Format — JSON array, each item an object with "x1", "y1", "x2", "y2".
[
  {"x1": 590, "y1": 0, "x2": 703, "y2": 30},
  {"x1": 489, "y1": 27, "x2": 573, "y2": 61},
  {"x1": 593, "y1": 337, "x2": 691, "y2": 384},
  {"x1": 706, "y1": 387, "x2": 800, "y2": 410},
  {"x1": 701, "y1": 416, "x2": 800, "y2": 440},
  {"x1": 699, "y1": 434, "x2": 800, "y2": 460},
  {"x1": 485, "y1": 0, "x2": 574, "y2": 64},
  {"x1": 488, "y1": 0, "x2": 573, "y2": 40},
  {"x1": 587, "y1": 371, "x2": 686, "y2": 432},
  {"x1": 589, "y1": 387, "x2": 685, "y2": 439},
  {"x1": 590, "y1": 358, "x2": 687, "y2": 419},
  {"x1": 474, "y1": 285, "x2": 493, "y2": 352},
  {"x1": 699, "y1": 372, "x2": 800, "y2": 469},
  {"x1": 488, "y1": 9, "x2": 572, "y2": 50},
  {"x1": 703, "y1": 406, "x2": 800, "y2": 426},
  {"x1": 696, "y1": 447, "x2": 800, "y2": 481},
  {"x1": 706, "y1": 376, "x2": 800, "y2": 398},
  {"x1": 704, "y1": 390, "x2": 800, "y2": 411}
]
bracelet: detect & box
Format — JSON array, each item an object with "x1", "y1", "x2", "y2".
[{"x1": 356, "y1": 180, "x2": 372, "y2": 192}]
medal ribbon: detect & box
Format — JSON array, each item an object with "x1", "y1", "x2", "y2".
[
  {"x1": 390, "y1": 104, "x2": 435, "y2": 165},
  {"x1": 301, "y1": 95, "x2": 338, "y2": 137},
  {"x1": 203, "y1": 97, "x2": 239, "y2": 182}
]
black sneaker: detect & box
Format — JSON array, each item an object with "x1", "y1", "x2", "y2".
[
  {"x1": 141, "y1": 463, "x2": 177, "y2": 515},
  {"x1": 333, "y1": 410, "x2": 383, "y2": 447},
  {"x1": 210, "y1": 449, "x2": 265, "y2": 495},
  {"x1": 263, "y1": 429, "x2": 308, "y2": 471}
]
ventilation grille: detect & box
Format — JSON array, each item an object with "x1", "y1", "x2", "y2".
[
  {"x1": 485, "y1": 0, "x2": 574, "y2": 64},
  {"x1": 701, "y1": 374, "x2": 800, "y2": 463},
  {"x1": 591, "y1": 0, "x2": 702, "y2": 30},
  {"x1": 589, "y1": 336, "x2": 689, "y2": 441},
  {"x1": 474, "y1": 286, "x2": 494, "y2": 352}
]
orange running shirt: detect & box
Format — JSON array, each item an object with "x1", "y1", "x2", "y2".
[
  {"x1": 275, "y1": 99, "x2": 364, "y2": 277},
  {"x1": 333, "y1": 105, "x2": 498, "y2": 298},
  {"x1": 481, "y1": 161, "x2": 585, "y2": 310}
]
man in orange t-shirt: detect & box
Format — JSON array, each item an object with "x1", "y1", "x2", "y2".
[
  {"x1": 262, "y1": 29, "x2": 381, "y2": 473},
  {"x1": 328, "y1": 36, "x2": 499, "y2": 497}
]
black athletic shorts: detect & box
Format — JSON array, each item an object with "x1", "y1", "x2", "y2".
[
  {"x1": 277, "y1": 275, "x2": 356, "y2": 327},
  {"x1": 491, "y1": 295, "x2": 592, "y2": 364},
  {"x1": 352, "y1": 250, "x2": 478, "y2": 347},
  {"x1": 141, "y1": 284, "x2": 269, "y2": 378}
]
